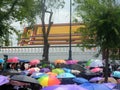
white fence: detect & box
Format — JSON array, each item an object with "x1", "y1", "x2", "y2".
[{"x1": 0, "y1": 46, "x2": 102, "y2": 62}]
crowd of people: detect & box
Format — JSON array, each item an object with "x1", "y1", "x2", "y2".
[{"x1": 0, "y1": 58, "x2": 120, "y2": 90}]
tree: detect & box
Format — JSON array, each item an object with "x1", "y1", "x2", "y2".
[
  {"x1": 74, "y1": 0, "x2": 120, "y2": 82},
  {"x1": 40, "y1": 0, "x2": 65, "y2": 62}
]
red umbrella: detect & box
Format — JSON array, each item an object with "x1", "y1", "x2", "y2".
[
  {"x1": 90, "y1": 67, "x2": 102, "y2": 73},
  {"x1": 29, "y1": 59, "x2": 40, "y2": 66},
  {"x1": 7, "y1": 57, "x2": 19, "y2": 63}
]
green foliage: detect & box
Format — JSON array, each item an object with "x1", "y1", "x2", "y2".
[
  {"x1": 74, "y1": 0, "x2": 120, "y2": 51},
  {"x1": 0, "y1": 0, "x2": 65, "y2": 46}
]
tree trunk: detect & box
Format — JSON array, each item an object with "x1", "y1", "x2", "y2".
[
  {"x1": 102, "y1": 48, "x2": 109, "y2": 82},
  {"x1": 41, "y1": 0, "x2": 53, "y2": 62}
]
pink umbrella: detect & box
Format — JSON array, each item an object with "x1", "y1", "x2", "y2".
[
  {"x1": 28, "y1": 67, "x2": 40, "y2": 74},
  {"x1": 29, "y1": 59, "x2": 40, "y2": 66},
  {"x1": 7, "y1": 57, "x2": 19, "y2": 63},
  {"x1": 66, "y1": 60, "x2": 78, "y2": 64},
  {"x1": 90, "y1": 67, "x2": 102, "y2": 73}
]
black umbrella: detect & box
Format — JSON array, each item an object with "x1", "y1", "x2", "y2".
[{"x1": 10, "y1": 75, "x2": 39, "y2": 84}]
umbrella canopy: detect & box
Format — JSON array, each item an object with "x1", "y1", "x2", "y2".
[
  {"x1": 80, "y1": 83, "x2": 112, "y2": 90},
  {"x1": 54, "y1": 59, "x2": 66, "y2": 65},
  {"x1": 72, "y1": 77, "x2": 89, "y2": 84},
  {"x1": 0, "y1": 59, "x2": 4, "y2": 63},
  {"x1": 31, "y1": 72, "x2": 46, "y2": 79},
  {"x1": 38, "y1": 75, "x2": 61, "y2": 87},
  {"x1": 66, "y1": 60, "x2": 78, "y2": 65},
  {"x1": 52, "y1": 68, "x2": 65, "y2": 75},
  {"x1": 29, "y1": 59, "x2": 40, "y2": 66},
  {"x1": 42, "y1": 85, "x2": 87, "y2": 90},
  {"x1": 98, "y1": 77, "x2": 117, "y2": 84},
  {"x1": 86, "y1": 59, "x2": 103, "y2": 67},
  {"x1": 111, "y1": 71, "x2": 120, "y2": 78},
  {"x1": 7, "y1": 57, "x2": 19, "y2": 63},
  {"x1": 19, "y1": 59, "x2": 29, "y2": 63},
  {"x1": 10, "y1": 75, "x2": 39, "y2": 84},
  {"x1": 89, "y1": 77, "x2": 103, "y2": 83},
  {"x1": 90, "y1": 67, "x2": 103, "y2": 73},
  {"x1": 0, "y1": 75, "x2": 9, "y2": 86},
  {"x1": 57, "y1": 72, "x2": 76, "y2": 78},
  {"x1": 27, "y1": 67, "x2": 40, "y2": 74},
  {"x1": 40, "y1": 68, "x2": 50, "y2": 73},
  {"x1": 47, "y1": 72, "x2": 58, "y2": 77},
  {"x1": 67, "y1": 60, "x2": 78, "y2": 64}
]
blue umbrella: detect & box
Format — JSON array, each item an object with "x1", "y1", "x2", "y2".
[
  {"x1": 31, "y1": 72, "x2": 46, "y2": 79},
  {"x1": 111, "y1": 71, "x2": 120, "y2": 78},
  {"x1": 19, "y1": 59, "x2": 29, "y2": 63},
  {"x1": 80, "y1": 83, "x2": 112, "y2": 90},
  {"x1": 62, "y1": 68, "x2": 71, "y2": 73},
  {"x1": 57, "y1": 72, "x2": 76, "y2": 78},
  {"x1": 72, "y1": 77, "x2": 89, "y2": 84},
  {"x1": 0, "y1": 59, "x2": 4, "y2": 63},
  {"x1": 42, "y1": 85, "x2": 87, "y2": 90}
]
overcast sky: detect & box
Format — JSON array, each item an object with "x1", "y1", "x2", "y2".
[{"x1": 10, "y1": 0, "x2": 72, "y2": 46}]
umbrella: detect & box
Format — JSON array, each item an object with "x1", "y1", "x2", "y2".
[
  {"x1": 42, "y1": 84, "x2": 87, "y2": 90},
  {"x1": 80, "y1": 83, "x2": 112, "y2": 90},
  {"x1": 31, "y1": 72, "x2": 46, "y2": 79},
  {"x1": 0, "y1": 75, "x2": 9, "y2": 86},
  {"x1": 90, "y1": 67, "x2": 102, "y2": 73},
  {"x1": 47, "y1": 72, "x2": 58, "y2": 77},
  {"x1": 10, "y1": 75, "x2": 39, "y2": 84},
  {"x1": 89, "y1": 77, "x2": 103, "y2": 83},
  {"x1": 27, "y1": 67, "x2": 40, "y2": 74},
  {"x1": 98, "y1": 77, "x2": 117, "y2": 84},
  {"x1": 40, "y1": 68, "x2": 50, "y2": 73},
  {"x1": 38, "y1": 75, "x2": 61, "y2": 87},
  {"x1": 7, "y1": 57, "x2": 19, "y2": 63},
  {"x1": 111, "y1": 71, "x2": 120, "y2": 78},
  {"x1": 54, "y1": 59, "x2": 66, "y2": 65},
  {"x1": 87, "y1": 59, "x2": 103, "y2": 67},
  {"x1": 72, "y1": 77, "x2": 89, "y2": 84},
  {"x1": 57, "y1": 72, "x2": 76, "y2": 78},
  {"x1": 0, "y1": 59, "x2": 4, "y2": 63},
  {"x1": 102, "y1": 83, "x2": 116, "y2": 89},
  {"x1": 62, "y1": 68, "x2": 71, "y2": 73},
  {"x1": 19, "y1": 59, "x2": 29, "y2": 63},
  {"x1": 29, "y1": 59, "x2": 40, "y2": 66},
  {"x1": 66, "y1": 60, "x2": 78, "y2": 64},
  {"x1": 52, "y1": 68, "x2": 65, "y2": 75}
]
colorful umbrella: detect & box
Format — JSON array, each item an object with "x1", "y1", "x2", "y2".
[
  {"x1": 89, "y1": 77, "x2": 103, "y2": 83},
  {"x1": 31, "y1": 72, "x2": 46, "y2": 79},
  {"x1": 86, "y1": 59, "x2": 103, "y2": 67},
  {"x1": 29, "y1": 59, "x2": 40, "y2": 66},
  {"x1": 40, "y1": 68, "x2": 50, "y2": 73},
  {"x1": 52, "y1": 68, "x2": 65, "y2": 75},
  {"x1": 0, "y1": 59, "x2": 4, "y2": 63},
  {"x1": 27, "y1": 67, "x2": 40, "y2": 74},
  {"x1": 38, "y1": 75, "x2": 61, "y2": 87},
  {"x1": 47, "y1": 72, "x2": 58, "y2": 77},
  {"x1": 0, "y1": 75, "x2": 9, "y2": 86},
  {"x1": 7, "y1": 57, "x2": 19, "y2": 63},
  {"x1": 98, "y1": 77, "x2": 117, "y2": 84},
  {"x1": 111, "y1": 71, "x2": 120, "y2": 78},
  {"x1": 66, "y1": 60, "x2": 78, "y2": 64},
  {"x1": 80, "y1": 83, "x2": 112, "y2": 90},
  {"x1": 72, "y1": 77, "x2": 89, "y2": 84},
  {"x1": 42, "y1": 85, "x2": 87, "y2": 90},
  {"x1": 57, "y1": 72, "x2": 76, "y2": 78},
  {"x1": 90, "y1": 67, "x2": 103, "y2": 73},
  {"x1": 54, "y1": 59, "x2": 66, "y2": 65}
]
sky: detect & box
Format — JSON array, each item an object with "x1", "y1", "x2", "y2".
[{"x1": 10, "y1": 0, "x2": 73, "y2": 46}]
